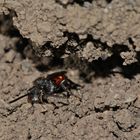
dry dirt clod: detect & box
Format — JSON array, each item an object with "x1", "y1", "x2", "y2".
[
  {"x1": 113, "y1": 109, "x2": 136, "y2": 132},
  {"x1": 5, "y1": 49, "x2": 16, "y2": 63}
]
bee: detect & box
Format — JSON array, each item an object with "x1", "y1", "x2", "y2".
[{"x1": 9, "y1": 71, "x2": 81, "y2": 105}]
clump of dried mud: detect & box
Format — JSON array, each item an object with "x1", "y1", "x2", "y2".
[{"x1": 0, "y1": 0, "x2": 140, "y2": 140}]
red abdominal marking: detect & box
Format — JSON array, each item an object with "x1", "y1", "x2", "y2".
[{"x1": 53, "y1": 75, "x2": 65, "y2": 86}]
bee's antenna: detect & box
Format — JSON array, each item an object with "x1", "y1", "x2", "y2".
[{"x1": 9, "y1": 93, "x2": 29, "y2": 104}]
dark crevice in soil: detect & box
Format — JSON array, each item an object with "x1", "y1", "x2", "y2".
[
  {"x1": 15, "y1": 38, "x2": 31, "y2": 59},
  {"x1": 0, "y1": 8, "x2": 17, "y2": 36},
  {"x1": 111, "y1": 131, "x2": 119, "y2": 139},
  {"x1": 61, "y1": 32, "x2": 140, "y2": 80},
  {"x1": 63, "y1": 31, "x2": 80, "y2": 43},
  {"x1": 128, "y1": 37, "x2": 136, "y2": 49},
  {"x1": 22, "y1": 34, "x2": 133, "y2": 80},
  {"x1": 91, "y1": 54, "x2": 140, "y2": 79},
  {"x1": 1, "y1": 10, "x2": 140, "y2": 81},
  {"x1": 63, "y1": 54, "x2": 123, "y2": 82},
  {"x1": 55, "y1": 33, "x2": 130, "y2": 57},
  {"x1": 106, "y1": 0, "x2": 112, "y2": 4},
  {"x1": 71, "y1": 0, "x2": 93, "y2": 6},
  {"x1": 0, "y1": 10, "x2": 34, "y2": 59},
  {"x1": 35, "y1": 64, "x2": 49, "y2": 72},
  {"x1": 36, "y1": 31, "x2": 140, "y2": 81},
  {"x1": 115, "y1": 121, "x2": 136, "y2": 132},
  {"x1": 94, "y1": 105, "x2": 120, "y2": 113},
  {"x1": 55, "y1": 0, "x2": 93, "y2": 8},
  {"x1": 34, "y1": 56, "x2": 64, "y2": 72},
  {"x1": 91, "y1": 54, "x2": 124, "y2": 77}
]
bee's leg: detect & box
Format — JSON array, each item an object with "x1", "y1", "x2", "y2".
[
  {"x1": 60, "y1": 82, "x2": 82, "y2": 101},
  {"x1": 66, "y1": 79, "x2": 82, "y2": 89},
  {"x1": 40, "y1": 103, "x2": 48, "y2": 113},
  {"x1": 66, "y1": 79, "x2": 83, "y2": 101},
  {"x1": 28, "y1": 103, "x2": 35, "y2": 114},
  {"x1": 41, "y1": 93, "x2": 59, "y2": 109}
]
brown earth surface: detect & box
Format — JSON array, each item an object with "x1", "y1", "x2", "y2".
[{"x1": 0, "y1": 0, "x2": 140, "y2": 140}]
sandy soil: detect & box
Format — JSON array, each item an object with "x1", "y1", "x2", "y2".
[{"x1": 0, "y1": 0, "x2": 140, "y2": 140}]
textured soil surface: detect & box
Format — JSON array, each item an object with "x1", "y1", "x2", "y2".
[{"x1": 1, "y1": 0, "x2": 140, "y2": 140}]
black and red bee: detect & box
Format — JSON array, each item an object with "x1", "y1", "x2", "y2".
[{"x1": 9, "y1": 71, "x2": 81, "y2": 105}]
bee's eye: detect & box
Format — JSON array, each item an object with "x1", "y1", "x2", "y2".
[{"x1": 28, "y1": 96, "x2": 39, "y2": 103}]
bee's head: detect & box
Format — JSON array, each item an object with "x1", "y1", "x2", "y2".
[{"x1": 27, "y1": 87, "x2": 42, "y2": 104}]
